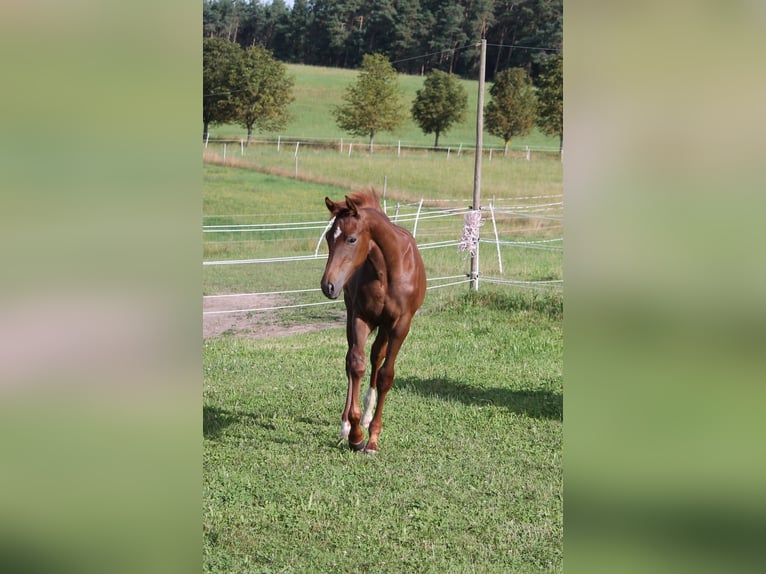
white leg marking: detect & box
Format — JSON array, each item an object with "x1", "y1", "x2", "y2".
[
  {"x1": 339, "y1": 420, "x2": 351, "y2": 439},
  {"x1": 361, "y1": 388, "x2": 378, "y2": 429}
]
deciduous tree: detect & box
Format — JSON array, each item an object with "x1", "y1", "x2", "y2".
[
  {"x1": 203, "y1": 38, "x2": 243, "y2": 140},
  {"x1": 535, "y1": 54, "x2": 563, "y2": 152},
  {"x1": 332, "y1": 53, "x2": 405, "y2": 151},
  {"x1": 484, "y1": 67, "x2": 537, "y2": 155},
  {"x1": 411, "y1": 70, "x2": 467, "y2": 149},
  {"x1": 234, "y1": 46, "x2": 295, "y2": 145}
]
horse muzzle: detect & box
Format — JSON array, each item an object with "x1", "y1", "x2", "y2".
[{"x1": 321, "y1": 279, "x2": 341, "y2": 299}]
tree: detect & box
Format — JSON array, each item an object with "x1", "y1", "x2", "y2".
[
  {"x1": 203, "y1": 38, "x2": 243, "y2": 140},
  {"x1": 411, "y1": 70, "x2": 468, "y2": 149},
  {"x1": 487, "y1": 0, "x2": 563, "y2": 80},
  {"x1": 203, "y1": 0, "x2": 245, "y2": 42},
  {"x1": 308, "y1": 0, "x2": 364, "y2": 68},
  {"x1": 426, "y1": 1, "x2": 468, "y2": 74},
  {"x1": 535, "y1": 54, "x2": 563, "y2": 153},
  {"x1": 484, "y1": 67, "x2": 537, "y2": 156},
  {"x1": 333, "y1": 53, "x2": 405, "y2": 151},
  {"x1": 201, "y1": 0, "x2": 563, "y2": 79},
  {"x1": 282, "y1": 0, "x2": 313, "y2": 63},
  {"x1": 233, "y1": 46, "x2": 295, "y2": 145},
  {"x1": 453, "y1": 0, "x2": 495, "y2": 77}
]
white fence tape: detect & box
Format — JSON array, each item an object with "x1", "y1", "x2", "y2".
[{"x1": 203, "y1": 194, "x2": 563, "y2": 314}]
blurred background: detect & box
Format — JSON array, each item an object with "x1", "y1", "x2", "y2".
[
  {"x1": 565, "y1": 1, "x2": 766, "y2": 573},
  {"x1": 0, "y1": 2, "x2": 200, "y2": 573}
]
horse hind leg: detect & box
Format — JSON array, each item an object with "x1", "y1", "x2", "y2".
[
  {"x1": 361, "y1": 387, "x2": 377, "y2": 430},
  {"x1": 365, "y1": 319, "x2": 411, "y2": 454},
  {"x1": 362, "y1": 330, "x2": 387, "y2": 429}
]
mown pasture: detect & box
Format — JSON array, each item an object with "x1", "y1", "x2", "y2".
[
  {"x1": 204, "y1": 290, "x2": 562, "y2": 573},
  {"x1": 203, "y1": 67, "x2": 563, "y2": 572}
]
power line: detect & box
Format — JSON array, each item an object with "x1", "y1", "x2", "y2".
[
  {"x1": 390, "y1": 42, "x2": 560, "y2": 67},
  {"x1": 389, "y1": 44, "x2": 478, "y2": 66},
  {"x1": 203, "y1": 87, "x2": 254, "y2": 98},
  {"x1": 486, "y1": 43, "x2": 561, "y2": 53}
]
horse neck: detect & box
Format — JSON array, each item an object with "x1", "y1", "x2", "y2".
[{"x1": 363, "y1": 208, "x2": 409, "y2": 273}]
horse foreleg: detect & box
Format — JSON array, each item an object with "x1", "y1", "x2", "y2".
[
  {"x1": 342, "y1": 317, "x2": 370, "y2": 451},
  {"x1": 339, "y1": 372, "x2": 353, "y2": 440},
  {"x1": 364, "y1": 317, "x2": 412, "y2": 454}
]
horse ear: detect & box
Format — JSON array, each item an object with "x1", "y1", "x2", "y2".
[
  {"x1": 325, "y1": 197, "x2": 337, "y2": 214},
  {"x1": 344, "y1": 195, "x2": 359, "y2": 216}
]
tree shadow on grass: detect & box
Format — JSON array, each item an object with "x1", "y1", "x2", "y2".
[{"x1": 398, "y1": 376, "x2": 562, "y2": 420}]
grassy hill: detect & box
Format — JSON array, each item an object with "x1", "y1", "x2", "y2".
[{"x1": 208, "y1": 63, "x2": 558, "y2": 151}]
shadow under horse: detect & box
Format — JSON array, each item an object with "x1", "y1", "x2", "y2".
[{"x1": 320, "y1": 191, "x2": 426, "y2": 454}]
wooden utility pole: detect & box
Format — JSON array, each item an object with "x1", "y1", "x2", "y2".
[{"x1": 470, "y1": 39, "x2": 487, "y2": 292}]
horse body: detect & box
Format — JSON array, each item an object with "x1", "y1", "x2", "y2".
[{"x1": 321, "y1": 192, "x2": 426, "y2": 453}]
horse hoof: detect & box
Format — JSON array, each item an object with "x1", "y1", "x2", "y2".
[
  {"x1": 349, "y1": 439, "x2": 366, "y2": 452},
  {"x1": 363, "y1": 442, "x2": 378, "y2": 455}
]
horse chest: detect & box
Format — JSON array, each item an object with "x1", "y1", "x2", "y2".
[{"x1": 353, "y1": 279, "x2": 387, "y2": 318}]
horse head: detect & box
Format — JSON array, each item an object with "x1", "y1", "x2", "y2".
[{"x1": 320, "y1": 194, "x2": 372, "y2": 299}]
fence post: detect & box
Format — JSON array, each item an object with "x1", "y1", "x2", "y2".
[
  {"x1": 526, "y1": 145, "x2": 530, "y2": 161},
  {"x1": 277, "y1": 135, "x2": 281, "y2": 152},
  {"x1": 458, "y1": 143, "x2": 463, "y2": 157},
  {"x1": 223, "y1": 143, "x2": 226, "y2": 161},
  {"x1": 340, "y1": 138, "x2": 343, "y2": 153},
  {"x1": 383, "y1": 175, "x2": 387, "y2": 213},
  {"x1": 398, "y1": 140, "x2": 401, "y2": 157},
  {"x1": 348, "y1": 143, "x2": 353, "y2": 157},
  {"x1": 490, "y1": 199, "x2": 503, "y2": 274},
  {"x1": 412, "y1": 199, "x2": 424, "y2": 238},
  {"x1": 240, "y1": 139, "x2": 244, "y2": 156},
  {"x1": 315, "y1": 217, "x2": 335, "y2": 257},
  {"x1": 393, "y1": 202, "x2": 400, "y2": 223},
  {"x1": 205, "y1": 132, "x2": 209, "y2": 148},
  {"x1": 469, "y1": 38, "x2": 487, "y2": 292}
]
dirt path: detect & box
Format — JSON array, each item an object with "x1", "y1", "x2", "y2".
[{"x1": 203, "y1": 293, "x2": 343, "y2": 339}]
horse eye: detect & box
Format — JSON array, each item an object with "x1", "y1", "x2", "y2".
[{"x1": 347, "y1": 236, "x2": 357, "y2": 244}]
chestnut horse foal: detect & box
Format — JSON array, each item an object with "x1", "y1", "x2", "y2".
[{"x1": 320, "y1": 192, "x2": 426, "y2": 453}]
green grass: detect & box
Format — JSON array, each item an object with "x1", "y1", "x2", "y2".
[
  {"x1": 204, "y1": 142, "x2": 562, "y2": 203},
  {"x1": 208, "y1": 63, "x2": 559, "y2": 151},
  {"x1": 204, "y1": 291, "x2": 563, "y2": 573}
]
